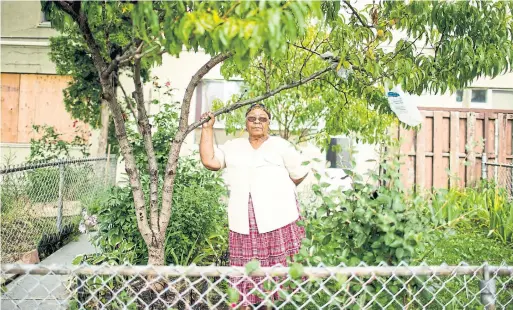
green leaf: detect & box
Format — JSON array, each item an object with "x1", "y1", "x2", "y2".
[
  {"x1": 289, "y1": 263, "x2": 304, "y2": 280},
  {"x1": 245, "y1": 259, "x2": 260, "y2": 275},
  {"x1": 227, "y1": 287, "x2": 240, "y2": 304}
]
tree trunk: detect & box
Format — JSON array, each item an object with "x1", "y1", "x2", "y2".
[
  {"x1": 96, "y1": 100, "x2": 110, "y2": 156},
  {"x1": 147, "y1": 243, "x2": 165, "y2": 265}
]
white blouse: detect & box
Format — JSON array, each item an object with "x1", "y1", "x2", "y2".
[{"x1": 214, "y1": 136, "x2": 309, "y2": 234}]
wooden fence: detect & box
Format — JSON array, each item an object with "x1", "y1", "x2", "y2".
[{"x1": 391, "y1": 107, "x2": 513, "y2": 190}]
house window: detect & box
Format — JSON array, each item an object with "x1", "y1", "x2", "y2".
[
  {"x1": 491, "y1": 90, "x2": 513, "y2": 110},
  {"x1": 326, "y1": 137, "x2": 352, "y2": 169},
  {"x1": 471, "y1": 89, "x2": 487, "y2": 104},
  {"x1": 196, "y1": 79, "x2": 244, "y2": 127},
  {"x1": 455, "y1": 90, "x2": 463, "y2": 102},
  {"x1": 38, "y1": 11, "x2": 51, "y2": 27}
]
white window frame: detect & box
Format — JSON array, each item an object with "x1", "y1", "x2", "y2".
[
  {"x1": 196, "y1": 79, "x2": 244, "y2": 129},
  {"x1": 454, "y1": 89, "x2": 464, "y2": 103},
  {"x1": 37, "y1": 11, "x2": 52, "y2": 28},
  {"x1": 196, "y1": 79, "x2": 283, "y2": 131},
  {"x1": 469, "y1": 88, "x2": 492, "y2": 108}
]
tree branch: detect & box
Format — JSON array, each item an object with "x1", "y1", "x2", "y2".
[
  {"x1": 288, "y1": 41, "x2": 322, "y2": 57},
  {"x1": 133, "y1": 51, "x2": 160, "y2": 236},
  {"x1": 103, "y1": 42, "x2": 143, "y2": 79},
  {"x1": 54, "y1": 0, "x2": 154, "y2": 246},
  {"x1": 342, "y1": 0, "x2": 374, "y2": 28},
  {"x1": 299, "y1": 34, "x2": 325, "y2": 80},
  {"x1": 323, "y1": 78, "x2": 344, "y2": 93},
  {"x1": 258, "y1": 62, "x2": 271, "y2": 92},
  {"x1": 434, "y1": 26, "x2": 446, "y2": 63},
  {"x1": 160, "y1": 52, "x2": 233, "y2": 235},
  {"x1": 119, "y1": 82, "x2": 138, "y2": 124},
  {"x1": 55, "y1": 1, "x2": 108, "y2": 73},
  {"x1": 54, "y1": 1, "x2": 79, "y2": 19},
  {"x1": 186, "y1": 66, "x2": 333, "y2": 134}
]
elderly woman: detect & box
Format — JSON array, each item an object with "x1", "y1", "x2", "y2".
[{"x1": 199, "y1": 103, "x2": 309, "y2": 308}]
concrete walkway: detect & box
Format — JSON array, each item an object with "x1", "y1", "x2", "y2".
[{"x1": 1, "y1": 233, "x2": 98, "y2": 310}]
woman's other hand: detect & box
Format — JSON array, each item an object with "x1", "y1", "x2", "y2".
[{"x1": 201, "y1": 112, "x2": 215, "y2": 129}]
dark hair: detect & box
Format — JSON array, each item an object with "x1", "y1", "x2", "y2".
[{"x1": 245, "y1": 103, "x2": 271, "y2": 119}]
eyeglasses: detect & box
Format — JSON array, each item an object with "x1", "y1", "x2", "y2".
[{"x1": 246, "y1": 116, "x2": 269, "y2": 123}]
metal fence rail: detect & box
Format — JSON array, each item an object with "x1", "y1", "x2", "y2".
[
  {"x1": 482, "y1": 155, "x2": 513, "y2": 198},
  {"x1": 1, "y1": 263, "x2": 512, "y2": 309},
  {"x1": 0, "y1": 157, "x2": 117, "y2": 263}
]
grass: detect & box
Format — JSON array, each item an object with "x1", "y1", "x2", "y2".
[{"x1": 422, "y1": 226, "x2": 513, "y2": 265}]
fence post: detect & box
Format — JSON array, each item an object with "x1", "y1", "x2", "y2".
[
  {"x1": 56, "y1": 163, "x2": 65, "y2": 232},
  {"x1": 480, "y1": 264, "x2": 497, "y2": 310},
  {"x1": 481, "y1": 152, "x2": 488, "y2": 180}
]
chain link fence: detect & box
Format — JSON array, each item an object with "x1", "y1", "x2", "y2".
[
  {"x1": 0, "y1": 157, "x2": 117, "y2": 264},
  {"x1": 0, "y1": 262, "x2": 512, "y2": 309},
  {"x1": 482, "y1": 155, "x2": 513, "y2": 199}
]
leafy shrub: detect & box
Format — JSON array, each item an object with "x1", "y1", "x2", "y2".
[
  {"x1": 28, "y1": 124, "x2": 90, "y2": 162},
  {"x1": 296, "y1": 157, "x2": 435, "y2": 267},
  {"x1": 251, "y1": 155, "x2": 437, "y2": 308},
  {"x1": 83, "y1": 156, "x2": 227, "y2": 266}
]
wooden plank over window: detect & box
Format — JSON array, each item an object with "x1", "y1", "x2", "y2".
[
  {"x1": 1, "y1": 73, "x2": 21, "y2": 143},
  {"x1": 17, "y1": 74, "x2": 87, "y2": 143}
]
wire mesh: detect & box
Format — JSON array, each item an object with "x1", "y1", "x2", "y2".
[
  {"x1": 0, "y1": 157, "x2": 117, "y2": 264},
  {"x1": 485, "y1": 162, "x2": 513, "y2": 199},
  {"x1": 0, "y1": 263, "x2": 512, "y2": 309}
]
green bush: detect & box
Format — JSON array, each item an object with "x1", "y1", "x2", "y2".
[
  {"x1": 81, "y1": 156, "x2": 227, "y2": 266},
  {"x1": 296, "y1": 158, "x2": 435, "y2": 267},
  {"x1": 252, "y1": 156, "x2": 436, "y2": 308}
]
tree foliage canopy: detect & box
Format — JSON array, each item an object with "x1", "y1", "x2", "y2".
[{"x1": 213, "y1": 1, "x2": 513, "y2": 144}]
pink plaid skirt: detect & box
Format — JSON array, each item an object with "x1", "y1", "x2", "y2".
[{"x1": 229, "y1": 195, "x2": 305, "y2": 306}]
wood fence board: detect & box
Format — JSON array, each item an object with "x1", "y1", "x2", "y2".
[
  {"x1": 487, "y1": 115, "x2": 497, "y2": 160},
  {"x1": 449, "y1": 112, "x2": 460, "y2": 188},
  {"x1": 498, "y1": 113, "x2": 508, "y2": 164},
  {"x1": 486, "y1": 115, "x2": 496, "y2": 179},
  {"x1": 505, "y1": 118, "x2": 512, "y2": 157},
  {"x1": 426, "y1": 156, "x2": 434, "y2": 189},
  {"x1": 399, "y1": 126, "x2": 413, "y2": 187},
  {"x1": 459, "y1": 118, "x2": 467, "y2": 154},
  {"x1": 425, "y1": 115, "x2": 434, "y2": 153},
  {"x1": 1, "y1": 73, "x2": 20, "y2": 143},
  {"x1": 465, "y1": 112, "x2": 477, "y2": 185},
  {"x1": 442, "y1": 156, "x2": 450, "y2": 188},
  {"x1": 433, "y1": 112, "x2": 445, "y2": 188},
  {"x1": 442, "y1": 115, "x2": 450, "y2": 153},
  {"x1": 393, "y1": 108, "x2": 512, "y2": 190},
  {"x1": 415, "y1": 123, "x2": 426, "y2": 188}
]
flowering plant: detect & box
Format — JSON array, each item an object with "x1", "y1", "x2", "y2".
[{"x1": 79, "y1": 210, "x2": 98, "y2": 233}]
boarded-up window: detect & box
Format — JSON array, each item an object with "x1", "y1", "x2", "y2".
[{"x1": 1, "y1": 73, "x2": 89, "y2": 144}]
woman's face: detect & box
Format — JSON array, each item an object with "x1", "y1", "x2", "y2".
[{"x1": 245, "y1": 108, "x2": 270, "y2": 138}]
